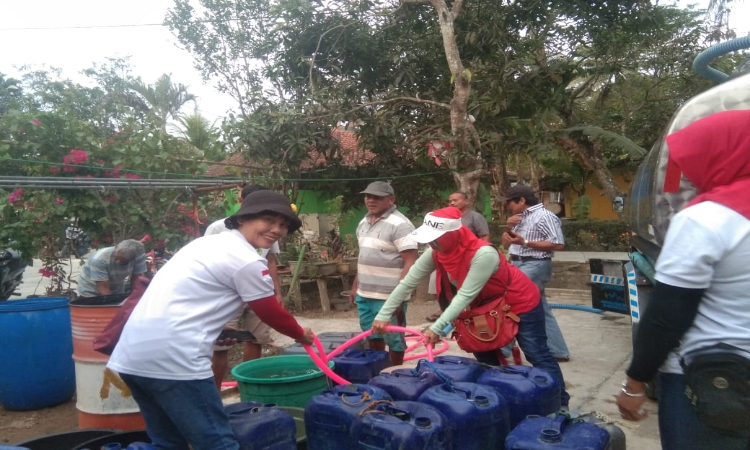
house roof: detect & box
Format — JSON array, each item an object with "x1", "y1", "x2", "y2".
[{"x1": 205, "y1": 128, "x2": 374, "y2": 177}]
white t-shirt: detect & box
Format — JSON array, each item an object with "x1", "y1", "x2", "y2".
[
  {"x1": 107, "y1": 230, "x2": 275, "y2": 380},
  {"x1": 204, "y1": 217, "x2": 280, "y2": 256},
  {"x1": 655, "y1": 201, "x2": 750, "y2": 361}
]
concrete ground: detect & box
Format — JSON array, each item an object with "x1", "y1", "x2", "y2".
[{"x1": 11, "y1": 253, "x2": 660, "y2": 448}]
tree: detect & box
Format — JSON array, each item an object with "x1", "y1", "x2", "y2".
[
  {"x1": 166, "y1": 0, "x2": 723, "y2": 214},
  {"x1": 123, "y1": 74, "x2": 197, "y2": 131},
  {"x1": 174, "y1": 111, "x2": 225, "y2": 160},
  {"x1": 0, "y1": 65, "x2": 223, "y2": 290}
]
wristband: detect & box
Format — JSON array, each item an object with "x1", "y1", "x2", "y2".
[{"x1": 621, "y1": 382, "x2": 646, "y2": 397}]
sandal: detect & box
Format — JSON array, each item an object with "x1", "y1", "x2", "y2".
[{"x1": 426, "y1": 312, "x2": 441, "y2": 322}]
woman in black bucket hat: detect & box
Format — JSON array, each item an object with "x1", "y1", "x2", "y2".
[{"x1": 107, "y1": 190, "x2": 313, "y2": 450}]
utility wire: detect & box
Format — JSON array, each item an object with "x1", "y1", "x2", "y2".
[
  {"x1": 2, "y1": 158, "x2": 453, "y2": 182},
  {"x1": 0, "y1": 18, "x2": 238, "y2": 32}
]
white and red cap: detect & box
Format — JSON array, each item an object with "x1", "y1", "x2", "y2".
[{"x1": 410, "y1": 208, "x2": 463, "y2": 243}]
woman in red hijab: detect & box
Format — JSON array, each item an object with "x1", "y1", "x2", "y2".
[
  {"x1": 372, "y1": 206, "x2": 569, "y2": 407},
  {"x1": 616, "y1": 110, "x2": 750, "y2": 449}
]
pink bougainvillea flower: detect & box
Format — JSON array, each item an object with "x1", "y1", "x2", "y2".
[
  {"x1": 91, "y1": 239, "x2": 99, "y2": 247},
  {"x1": 63, "y1": 149, "x2": 89, "y2": 166},
  {"x1": 103, "y1": 236, "x2": 113, "y2": 243},
  {"x1": 30, "y1": 119, "x2": 42, "y2": 126},
  {"x1": 103, "y1": 196, "x2": 118, "y2": 203},
  {"x1": 7, "y1": 188, "x2": 23, "y2": 204},
  {"x1": 62, "y1": 164, "x2": 76, "y2": 173},
  {"x1": 124, "y1": 173, "x2": 141, "y2": 179},
  {"x1": 55, "y1": 197, "x2": 64, "y2": 204},
  {"x1": 141, "y1": 234, "x2": 151, "y2": 242},
  {"x1": 38, "y1": 268, "x2": 54, "y2": 278},
  {"x1": 49, "y1": 165, "x2": 60, "y2": 174}
]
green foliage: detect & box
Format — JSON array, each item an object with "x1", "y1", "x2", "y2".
[
  {"x1": 0, "y1": 63, "x2": 224, "y2": 275},
  {"x1": 562, "y1": 219, "x2": 631, "y2": 252},
  {"x1": 571, "y1": 195, "x2": 592, "y2": 220}
]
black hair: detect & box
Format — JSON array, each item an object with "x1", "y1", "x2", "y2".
[
  {"x1": 509, "y1": 195, "x2": 539, "y2": 206},
  {"x1": 451, "y1": 191, "x2": 469, "y2": 200}
]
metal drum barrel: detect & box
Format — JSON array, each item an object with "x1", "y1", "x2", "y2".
[{"x1": 70, "y1": 294, "x2": 145, "y2": 430}]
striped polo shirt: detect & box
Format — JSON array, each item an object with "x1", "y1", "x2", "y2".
[
  {"x1": 509, "y1": 203, "x2": 565, "y2": 259},
  {"x1": 355, "y1": 205, "x2": 418, "y2": 300}
]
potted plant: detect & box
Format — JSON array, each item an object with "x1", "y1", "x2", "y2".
[{"x1": 338, "y1": 234, "x2": 358, "y2": 274}]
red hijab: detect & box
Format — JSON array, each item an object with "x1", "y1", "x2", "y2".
[
  {"x1": 666, "y1": 110, "x2": 750, "y2": 220},
  {"x1": 431, "y1": 207, "x2": 490, "y2": 285}
]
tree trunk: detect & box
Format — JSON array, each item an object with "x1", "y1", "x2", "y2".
[
  {"x1": 556, "y1": 136, "x2": 626, "y2": 218},
  {"x1": 429, "y1": 0, "x2": 485, "y2": 204}
]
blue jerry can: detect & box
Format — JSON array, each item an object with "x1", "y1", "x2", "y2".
[
  {"x1": 305, "y1": 384, "x2": 392, "y2": 450},
  {"x1": 368, "y1": 368, "x2": 443, "y2": 401},
  {"x1": 225, "y1": 402, "x2": 297, "y2": 450},
  {"x1": 331, "y1": 349, "x2": 392, "y2": 384},
  {"x1": 350, "y1": 401, "x2": 452, "y2": 450},
  {"x1": 477, "y1": 365, "x2": 561, "y2": 428},
  {"x1": 505, "y1": 414, "x2": 610, "y2": 450},
  {"x1": 417, "y1": 355, "x2": 485, "y2": 382},
  {"x1": 418, "y1": 381, "x2": 510, "y2": 449}
]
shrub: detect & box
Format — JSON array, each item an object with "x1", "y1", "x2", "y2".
[{"x1": 561, "y1": 219, "x2": 631, "y2": 252}]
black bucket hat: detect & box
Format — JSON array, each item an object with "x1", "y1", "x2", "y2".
[{"x1": 227, "y1": 190, "x2": 302, "y2": 233}]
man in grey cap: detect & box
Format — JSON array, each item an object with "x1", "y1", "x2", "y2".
[
  {"x1": 500, "y1": 184, "x2": 570, "y2": 361},
  {"x1": 349, "y1": 181, "x2": 418, "y2": 365}
]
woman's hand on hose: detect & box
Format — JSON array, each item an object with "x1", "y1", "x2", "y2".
[
  {"x1": 422, "y1": 329, "x2": 441, "y2": 346},
  {"x1": 371, "y1": 320, "x2": 390, "y2": 335},
  {"x1": 295, "y1": 328, "x2": 315, "y2": 345}
]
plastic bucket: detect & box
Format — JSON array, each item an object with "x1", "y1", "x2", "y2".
[
  {"x1": 231, "y1": 355, "x2": 334, "y2": 408},
  {"x1": 69, "y1": 294, "x2": 145, "y2": 430},
  {"x1": 0, "y1": 297, "x2": 76, "y2": 410}
]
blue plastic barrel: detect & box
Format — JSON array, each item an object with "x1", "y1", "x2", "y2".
[
  {"x1": 0, "y1": 297, "x2": 76, "y2": 410},
  {"x1": 305, "y1": 384, "x2": 392, "y2": 450},
  {"x1": 368, "y1": 368, "x2": 443, "y2": 401},
  {"x1": 417, "y1": 355, "x2": 484, "y2": 382},
  {"x1": 225, "y1": 402, "x2": 297, "y2": 450},
  {"x1": 350, "y1": 401, "x2": 451, "y2": 450},
  {"x1": 477, "y1": 365, "x2": 560, "y2": 428},
  {"x1": 331, "y1": 349, "x2": 391, "y2": 384},
  {"x1": 505, "y1": 414, "x2": 610, "y2": 449},
  {"x1": 418, "y1": 382, "x2": 510, "y2": 449}
]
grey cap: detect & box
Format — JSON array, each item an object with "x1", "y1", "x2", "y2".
[
  {"x1": 360, "y1": 181, "x2": 394, "y2": 197},
  {"x1": 498, "y1": 184, "x2": 536, "y2": 201}
]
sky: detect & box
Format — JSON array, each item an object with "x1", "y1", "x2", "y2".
[{"x1": 0, "y1": 0, "x2": 748, "y2": 124}]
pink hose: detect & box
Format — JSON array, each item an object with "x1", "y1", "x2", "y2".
[
  {"x1": 223, "y1": 326, "x2": 445, "y2": 388},
  {"x1": 304, "y1": 326, "x2": 437, "y2": 385}
]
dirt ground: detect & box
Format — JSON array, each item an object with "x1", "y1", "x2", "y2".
[{"x1": 0, "y1": 262, "x2": 590, "y2": 445}]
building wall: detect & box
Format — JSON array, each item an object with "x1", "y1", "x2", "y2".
[{"x1": 562, "y1": 172, "x2": 633, "y2": 220}]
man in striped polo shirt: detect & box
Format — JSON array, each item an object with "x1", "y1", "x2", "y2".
[
  {"x1": 349, "y1": 181, "x2": 418, "y2": 365},
  {"x1": 501, "y1": 184, "x2": 570, "y2": 362}
]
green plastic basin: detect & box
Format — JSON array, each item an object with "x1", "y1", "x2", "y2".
[{"x1": 231, "y1": 355, "x2": 333, "y2": 408}]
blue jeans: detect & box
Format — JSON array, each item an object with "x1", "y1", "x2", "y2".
[
  {"x1": 511, "y1": 259, "x2": 569, "y2": 358},
  {"x1": 120, "y1": 373, "x2": 239, "y2": 450},
  {"x1": 475, "y1": 300, "x2": 570, "y2": 406},
  {"x1": 658, "y1": 372, "x2": 750, "y2": 450}
]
